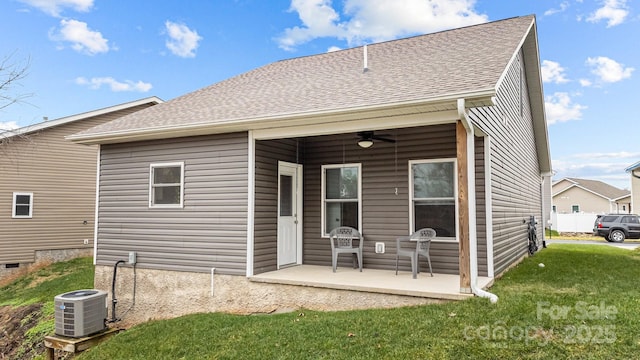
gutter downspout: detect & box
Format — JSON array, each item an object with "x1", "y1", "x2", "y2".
[{"x1": 458, "y1": 99, "x2": 498, "y2": 303}]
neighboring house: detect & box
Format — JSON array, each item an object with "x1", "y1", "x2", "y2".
[
  {"x1": 0, "y1": 97, "x2": 162, "y2": 281},
  {"x1": 552, "y1": 177, "x2": 631, "y2": 214},
  {"x1": 69, "y1": 15, "x2": 551, "y2": 322},
  {"x1": 626, "y1": 161, "x2": 640, "y2": 214}
]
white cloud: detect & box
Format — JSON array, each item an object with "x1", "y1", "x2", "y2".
[
  {"x1": 327, "y1": 46, "x2": 342, "y2": 52},
  {"x1": 586, "y1": 56, "x2": 634, "y2": 83},
  {"x1": 18, "y1": 0, "x2": 93, "y2": 17},
  {"x1": 0, "y1": 121, "x2": 20, "y2": 131},
  {"x1": 571, "y1": 151, "x2": 640, "y2": 160},
  {"x1": 50, "y1": 19, "x2": 110, "y2": 55},
  {"x1": 544, "y1": 1, "x2": 569, "y2": 16},
  {"x1": 75, "y1": 77, "x2": 152, "y2": 92},
  {"x1": 277, "y1": 0, "x2": 488, "y2": 50},
  {"x1": 587, "y1": 0, "x2": 629, "y2": 27},
  {"x1": 277, "y1": 0, "x2": 342, "y2": 50},
  {"x1": 579, "y1": 78, "x2": 592, "y2": 87},
  {"x1": 541, "y1": 60, "x2": 569, "y2": 84},
  {"x1": 545, "y1": 92, "x2": 586, "y2": 124},
  {"x1": 164, "y1": 21, "x2": 202, "y2": 58},
  {"x1": 552, "y1": 156, "x2": 633, "y2": 189}
]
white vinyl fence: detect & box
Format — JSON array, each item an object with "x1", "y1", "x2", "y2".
[{"x1": 550, "y1": 213, "x2": 598, "y2": 233}]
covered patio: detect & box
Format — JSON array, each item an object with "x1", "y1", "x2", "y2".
[
  {"x1": 251, "y1": 120, "x2": 490, "y2": 298},
  {"x1": 250, "y1": 265, "x2": 494, "y2": 301}
]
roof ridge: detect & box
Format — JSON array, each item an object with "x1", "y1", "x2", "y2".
[{"x1": 272, "y1": 15, "x2": 535, "y2": 64}]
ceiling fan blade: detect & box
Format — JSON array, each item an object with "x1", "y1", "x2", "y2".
[
  {"x1": 356, "y1": 130, "x2": 395, "y2": 143},
  {"x1": 371, "y1": 135, "x2": 395, "y2": 143}
]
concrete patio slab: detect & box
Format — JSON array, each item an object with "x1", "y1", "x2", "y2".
[{"x1": 250, "y1": 265, "x2": 494, "y2": 301}]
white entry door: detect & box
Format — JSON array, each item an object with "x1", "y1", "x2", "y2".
[{"x1": 277, "y1": 161, "x2": 303, "y2": 268}]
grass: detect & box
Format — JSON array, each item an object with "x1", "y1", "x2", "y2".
[
  {"x1": 0, "y1": 257, "x2": 94, "y2": 358},
  {"x1": 0, "y1": 257, "x2": 94, "y2": 306},
  {"x1": 545, "y1": 228, "x2": 560, "y2": 238},
  {"x1": 71, "y1": 245, "x2": 640, "y2": 360}
]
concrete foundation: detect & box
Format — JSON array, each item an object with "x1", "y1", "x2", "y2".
[{"x1": 95, "y1": 265, "x2": 442, "y2": 327}]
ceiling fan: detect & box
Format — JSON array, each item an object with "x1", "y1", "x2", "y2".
[{"x1": 356, "y1": 131, "x2": 395, "y2": 148}]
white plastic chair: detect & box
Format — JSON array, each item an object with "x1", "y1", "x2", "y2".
[
  {"x1": 329, "y1": 226, "x2": 363, "y2": 273},
  {"x1": 395, "y1": 228, "x2": 435, "y2": 279}
]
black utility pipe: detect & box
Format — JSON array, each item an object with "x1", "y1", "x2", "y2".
[{"x1": 109, "y1": 260, "x2": 126, "y2": 323}]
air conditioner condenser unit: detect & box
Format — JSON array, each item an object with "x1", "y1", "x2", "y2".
[{"x1": 54, "y1": 289, "x2": 108, "y2": 337}]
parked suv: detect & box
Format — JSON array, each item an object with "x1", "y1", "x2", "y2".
[{"x1": 593, "y1": 214, "x2": 640, "y2": 242}]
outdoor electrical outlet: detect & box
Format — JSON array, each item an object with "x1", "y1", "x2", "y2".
[
  {"x1": 375, "y1": 242, "x2": 385, "y2": 254},
  {"x1": 83, "y1": 239, "x2": 89, "y2": 245},
  {"x1": 128, "y1": 251, "x2": 137, "y2": 265}
]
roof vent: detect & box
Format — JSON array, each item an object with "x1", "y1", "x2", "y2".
[{"x1": 363, "y1": 44, "x2": 368, "y2": 73}]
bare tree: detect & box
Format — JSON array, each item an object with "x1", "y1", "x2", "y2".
[
  {"x1": 0, "y1": 51, "x2": 32, "y2": 112},
  {"x1": 1, "y1": 52, "x2": 34, "y2": 161}
]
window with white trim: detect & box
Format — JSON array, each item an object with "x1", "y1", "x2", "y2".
[
  {"x1": 149, "y1": 162, "x2": 184, "y2": 208},
  {"x1": 12, "y1": 192, "x2": 33, "y2": 218},
  {"x1": 571, "y1": 205, "x2": 580, "y2": 213},
  {"x1": 410, "y1": 159, "x2": 457, "y2": 241},
  {"x1": 321, "y1": 164, "x2": 361, "y2": 236}
]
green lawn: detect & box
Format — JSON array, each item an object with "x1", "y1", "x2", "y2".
[{"x1": 71, "y1": 245, "x2": 640, "y2": 360}]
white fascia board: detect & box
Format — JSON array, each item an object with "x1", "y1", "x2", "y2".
[
  {"x1": 612, "y1": 194, "x2": 631, "y2": 202},
  {"x1": 552, "y1": 183, "x2": 577, "y2": 197},
  {"x1": 67, "y1": 91, "x2": 495, "y2": 145},
  {"x1": 553, "y1": 178, "x2": 578, "y2": 186},
  {"x1": 495, "y1": 16, "x2": 550, "y2": 174},
  {"x1": 1, "y1": 96, "x2": 163, "y2": 140}
]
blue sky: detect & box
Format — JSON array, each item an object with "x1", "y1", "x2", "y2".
[{"x1": 0, "y1": 0, "x2": 638, "y2": 189}]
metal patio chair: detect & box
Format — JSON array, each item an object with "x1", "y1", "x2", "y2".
[
  {"x1": 329, "y1": 226, "x2": 363, "y2": 273},
  {"x1": 395, "y1": 228, "x2": 436, "y2": 279}
]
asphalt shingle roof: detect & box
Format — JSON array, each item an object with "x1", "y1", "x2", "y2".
[
  {"x1": 564, "y1": 178, "x2": 630, "y2": 200},
  {"x1": 72, "y1": 15, "x2": 535, "y2": 141}
]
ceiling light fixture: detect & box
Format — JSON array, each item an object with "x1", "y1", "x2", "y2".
[{"x1": 358, "y1": 139, "x2": 374, "y2": 148}]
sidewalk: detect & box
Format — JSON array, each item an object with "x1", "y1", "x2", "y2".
[{"x1": 545, "y1": 239, "x2": 640, "y2": 250}]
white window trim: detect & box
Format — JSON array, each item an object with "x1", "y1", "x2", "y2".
[
  {"x1": 12, "y1": 192, "x2": 33, "y2": 218},
  {"x1": 320, "y1": 163, "x2": 362, "y2": 237},
  {"x1": 149, "y1": 162, "x2": 185, "y2": 208},
  {"x1": 408, "y1": 158, "x2": 459, "y2": 242},
  {"x1": 571, "y1": 204, "x2": 580, "y2": 213}
]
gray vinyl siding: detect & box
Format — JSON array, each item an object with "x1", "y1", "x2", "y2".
[
  {"x1": 96, "y1": 132, "x2": 248, "y2": 275},
  {"x1": 469, "y1": 49, "x2": 543, "y2": 276},
  {"x1": 253, "y1": 139, "x2": 299, "y2": 274},
  {"x1": 252, "y1": 125, "x2": 488, "y2": 276},
  {"x1": 474, "y1": 136, "x2": 488, "y2": 277},
  {"x1": 0, "y1": 104, "x2": 153, "y2": 265},
  {"x1": 302, "y1": 124, "x2": 466, "y2": 275}
]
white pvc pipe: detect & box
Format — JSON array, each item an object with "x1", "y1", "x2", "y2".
[
  {"x1": 211, "y1": 267, "x2": 215, "y2": 297},
  {"x1": 363, "y1": 44, "x2": 368, "y2": 71},
  {"x1": 472, "y1": 285, "x2": 499, "y2": 303}
]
